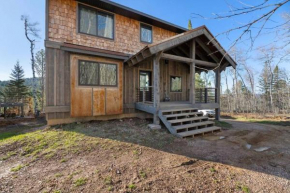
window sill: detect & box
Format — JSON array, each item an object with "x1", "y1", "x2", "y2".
[
  {"x1": 140, "y1": 41, "x2": 153, "y2": 45},
  {"x1": 77, "y1": 32, "x2": 115, "y2": 42}
]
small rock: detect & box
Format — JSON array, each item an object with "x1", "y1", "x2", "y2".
[
  {"x1": 148, "y1": 124, "x2": 161, "y2": 130},
  {"x1": 116, "y1": 170, "x2": 121, "y2": 174},
  {"x1": 245, "y1": 144, "x2": 252, "y2": 149},
  {"x1": 219, "y1": 136, "x2": 225, "y2": 140},
  {"x1": 254, "y1": 147, "x2": 270, "y2": 152},
  {"x1": 269, "y1": 162, "x2": 277, "y2": 167},
  {"x1": 119, "y1": 119, "x2": 123, "y2": 122}
]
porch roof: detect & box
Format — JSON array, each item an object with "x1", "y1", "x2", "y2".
[{"x1": 125, "y1": 26, "x2": 237, "y2": 72}]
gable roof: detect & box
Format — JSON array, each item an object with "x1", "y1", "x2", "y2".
[
  {"x1": 77, "y1": 0, "x2": 187, "y2": 33},
  {"x1": 126, "y1": 26, "x2": 237, "y2": 71}
]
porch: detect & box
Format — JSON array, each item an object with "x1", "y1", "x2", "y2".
[
  {"x1": 135, "y1": 87, "x2": 219, "y2": 112},
  {"x1": 124, "y1": 27, "x2": 236, "y2": 137}
]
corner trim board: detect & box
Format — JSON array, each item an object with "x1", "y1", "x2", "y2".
[{"x1": 45, "y1": 0, "x2": 49, "y2": 40}]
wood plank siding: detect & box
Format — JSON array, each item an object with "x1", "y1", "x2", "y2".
[
  {"x1": 46, "y1": 48, "x2": 71, "y2": 120},
  {"x1": 70, "y1": 55, "x2": 123, "y2": 117},
  {"x1": 123, "y1": 58, "x2": 190, "y2": 108}
]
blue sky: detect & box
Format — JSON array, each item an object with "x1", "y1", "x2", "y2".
[
  {"x1": 0, "y1": 0, "x2": 289, "y2": 83},
  {"x1": 0, "y1": 0, "x2": 45, "y2": 81}
]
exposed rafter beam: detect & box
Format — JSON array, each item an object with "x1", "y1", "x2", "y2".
[
  {"x1": 195, "y1": 38, "x2": 220, "y2": 63},
  {"x1": 161, "y1": 53, "x2": 218, "y2": 67},
  {"x1": 176, "y1": 45, "x2": 189, "y2": 57},
  {"x1": 162, "y1": 53, "x2": 193, "y2": 63},
  {"x1": 171, "y1": 47, "x2": 186, "y2": 57},
  {"x1": 202, "y1": 31, "x2": 236, "y2": 69},
  {"x1": 220, "y1": 62, "x2": 230, "y2": 72},
  {"x1": 185, "y1": 41, "x2": 208, "y2": 61},
  {"x1": 195, "y1": 49, "x2": 208, "y2": 61}
]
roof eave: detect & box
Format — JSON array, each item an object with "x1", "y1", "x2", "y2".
[
  {"x1": 126, "y1": 26, "x2": 238, "y2": 70},
  {"x1": 77, "y1": 0, "x2": 187, "y2": 33}
]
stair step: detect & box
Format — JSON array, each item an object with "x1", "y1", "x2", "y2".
[
  {"x1": 168, "y1": 116, "x2": 208, "y2": 124},
  {"x1": 177, "y1": 126, "x2": 221, "y2": 138},
  {"x1": 163, "y1": 112, "x2": 203, "y2": 119},
  {"x1": 173, "y1": 121, "x2": 215, "y2": 131},
  {"x1": 161, "y1": 108, "x2": 198, "y2": 114}
]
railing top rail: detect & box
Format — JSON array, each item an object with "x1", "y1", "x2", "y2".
[
  {"x1": 138, "y1": 86, "x2": 154, "y2": 89},
  {"x1": 195, "y1": 87, "x2": 217, "y2": 89}
]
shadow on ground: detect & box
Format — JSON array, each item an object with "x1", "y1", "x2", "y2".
[
  {"x1": 0, "y1": 117, "x2": 46, "y2": 140},
  {"x1": 56, "y1": 117, "x2": 290, "y2": 180}
]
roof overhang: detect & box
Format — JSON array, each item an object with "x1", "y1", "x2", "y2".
[
  {"x1": 125, "y1": 26, "x2": 237, "y2": 71},
  {"x1": 76, "y1": 0, "x2": 187, "y2": 33}
]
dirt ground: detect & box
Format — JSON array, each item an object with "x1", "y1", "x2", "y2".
[
  {"x1": 0, "y1": 118, "x2": 289, "y2": 192},
  {"x1": 0, "y1": 118, "x2": 39, "y2": 128}
]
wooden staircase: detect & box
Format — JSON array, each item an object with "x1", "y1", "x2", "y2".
[{"x1": 158, "y1": 108, "x2": 221, "y2": 138}]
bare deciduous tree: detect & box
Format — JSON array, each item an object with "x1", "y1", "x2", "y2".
[
  {"x1": 21, "y1": 15, "x2": 40, "y2": 116},
  {"x1": 221, "y1": 46, "x2": 290, "y2": 116},
  {"x1": 192, "y1": 0, "x2": 290, "y2": 51}
]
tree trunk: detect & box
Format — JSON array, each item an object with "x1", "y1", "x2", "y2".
[{"x1": 30, "y1": 41, "x2": 38, "y2": 116}]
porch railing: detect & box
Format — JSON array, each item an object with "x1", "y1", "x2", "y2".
[
  {"x1": 195, "y1": 88, "x2": 217, "y2": 103},
  {"x1": 136, "y1": 86, "x2": 154, "y2": 103}
]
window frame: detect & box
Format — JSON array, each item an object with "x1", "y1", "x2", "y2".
[
  {"x1": 78, "y1": 4, "x2": 115, "y2": 40},
  {"x1": 170, "y1": 76, "x2": 182, "y2": 92},
  {"x1": 78, "y1": 59, "x2": 118, "y2": 87},
  {"x1": 140, "y1": 23, "x2": 153, "y2": 44}
]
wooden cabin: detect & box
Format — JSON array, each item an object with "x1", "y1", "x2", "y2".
[{"x1": 45, "y1": 0, "x2": 237, "y2": 137}]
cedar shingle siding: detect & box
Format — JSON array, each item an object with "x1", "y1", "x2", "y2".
[{"x1": 48, "y1": 0, "x2": 177, "y2": 55}]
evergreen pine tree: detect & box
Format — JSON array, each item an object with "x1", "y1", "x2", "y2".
[
  {"x1": 258, "y1": 62, "x2": 271, "y2": 95},
  {"x1": 188, "y1": 19, "x2": 192, "y2": 30},
  {"x1": 195, "y1": 73, "x2": 205, "y2": 88},
  {"x1": 6, "y1": 61, "x2": 28, "y2": 102},
  {"x1": 272, "y1": 65, "x2": 279, "y2": 94}
]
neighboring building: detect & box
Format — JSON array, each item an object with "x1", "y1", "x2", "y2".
[{"x1": 45, "y1": 0, "x2": 236, "y2": 137}]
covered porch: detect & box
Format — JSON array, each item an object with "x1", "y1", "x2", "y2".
[{"x1": 125, "y1": 26, "x2": 236, "y2": 127}]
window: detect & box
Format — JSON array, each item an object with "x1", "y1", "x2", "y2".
[
  {"x1": 99, "y1": 63, "x2": 117, "y2": 86},
  {"x1": 79, "y1": 5, "x2": 114, "y2": 39},
  {"x1": 140, "y1": 23, "x2": 153, "y2": 43},
  {"x1": 79, "y1": 60, "x2": 117, "y2": 86},
  {"x1": 170, "y1": 76, "x2": 182, "y2": 92}
]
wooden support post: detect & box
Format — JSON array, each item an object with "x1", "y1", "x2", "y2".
[
  {"x1": 142, "y1": 88, "x2": 145, "y2": 103},
  {"x1": 200, "y1": 88, "x2": 202, "y2": 103},
  {"x1": 153, "y1": 52, "x2": 162, "y2": 125},
  {"x1": 205, "y1": 88, "x2": 208, "y2": 103},
  {"x1": 21, "y1": 104, "x2": 24, "y2": 117},
  {"x1": 189, "y1": 39, "x2": 196, "y2": 104},
  {"x1": 4, "y1": 107, "x2": 6, "y2": 119},
  {"x1": 215, "y1": 68, "x2": 221, "y2": 120}
]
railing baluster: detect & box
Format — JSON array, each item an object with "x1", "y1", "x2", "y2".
[
  {"x1": 142, "y1": 88, "x2": 145, "y2": 103},
  {"x1": 205, "y1": 88, "x2": 208, "y2": 103},
  {"x1": 195, "y1": 87, "x2": 217, "y2": 104},
  {"x1": 214, "y1": 88, "x2": 217, "y2": 103},
  {"x1": 136, "y1": 86, "x2": 154, "y2": 103}
]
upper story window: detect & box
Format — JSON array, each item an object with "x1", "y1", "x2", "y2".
[
  {"x1": 78, "y1": 5, "x2": 114, "y2": 39},
  {"x1": 79, "y1": 60, "x2": 117, "y2": 86},
  {"x1": 140, "y1": 23, "x2": 153, "y2": 43}
]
